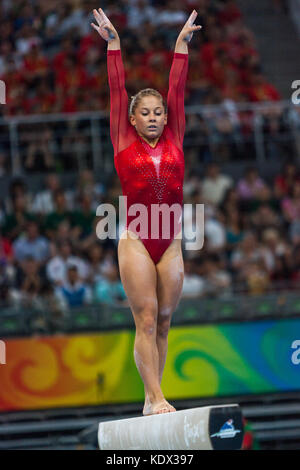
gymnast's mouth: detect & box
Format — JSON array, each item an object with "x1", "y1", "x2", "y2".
[{"x1": 147, "y1": 126, "x2": 157, "y2": 130}]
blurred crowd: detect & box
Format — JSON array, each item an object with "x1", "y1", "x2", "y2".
[
  {"x1": 0, "y1": 0, "x2": 295, "y2": 176},
  {"x1": 0, "y1": 0, "x2": 281, "y2": 118},
  {"x1": 181, "y1": 161, "x2": 300, "y2": 299},
  {"x1": 1, "y1": 162, "x2": 300, "y2": 323},
  {"x1": 0, "y1": 0, "x2": 299, "y2": 327}
]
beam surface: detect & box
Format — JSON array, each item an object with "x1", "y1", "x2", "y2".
[{"x1": 98, "y1": 404, "x2": 244, "y2": 450}]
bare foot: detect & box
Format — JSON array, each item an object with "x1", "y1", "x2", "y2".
[{"x1": 143, "y1": 395, "x2": 176, "y2": 416}]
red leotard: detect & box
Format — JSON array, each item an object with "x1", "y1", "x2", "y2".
[{"x1": 107, "y1": 49, "x2": 187, "y2": 264}]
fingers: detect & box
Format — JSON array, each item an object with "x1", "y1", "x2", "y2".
[
  {"x1": 98, "y1": 8, "x2": 110, "y2": 23},
  {"x1": 186, "y1": 9, "x2": 198, "y2": 26},
  {"x1": 190, "y1": 25, "x2": 202, "y2": 31},
  {"x1": 91, "y1": 22, "x2": 100, "y2": 33},
  {"x1": 183, "y1": 21, "x2": 202, "y2": 43},
  {"x1": 93, "y1": 8, "x2": 102, "y2": 25},
  {"x1": 93, "y1": 8, "x2": 110, "y2": 28}
]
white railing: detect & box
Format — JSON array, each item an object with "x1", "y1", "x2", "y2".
[{"x1": 0, "y1": 99, "x2": 299, "y2": 175}]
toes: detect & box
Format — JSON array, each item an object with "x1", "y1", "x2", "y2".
[
  {"x1": 156, "y1": 407, "x2": 167, "y2": 414},
  {"x1": 159, "y1": 407, "x2": 170, "y2": 414}
]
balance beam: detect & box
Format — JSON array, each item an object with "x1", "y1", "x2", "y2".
[{"x1": 98, "y1": 404, "x2": 244, "y2": 450}]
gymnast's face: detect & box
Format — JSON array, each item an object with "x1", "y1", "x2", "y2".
[{"x1": 130, "y1": 96, "x2": 167, "y2": 142}]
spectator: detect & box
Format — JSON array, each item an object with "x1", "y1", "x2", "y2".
[
  {"x1": 204, "y1": 208, "x2": 226, "y2": 253},
  {"x1": 55, "y1": 265, "x2": 92, "y2": 310},
  {"x1": 181, "y1": 259, "x2": 205, "y2": 298},
  {"x1": 94, "y1": 263, "x2": 127, "y2": 306},
  {"x1": 202, "y1": 254, "x2": 232, "y2": 297},
  {"x1": 13, "y1": 220, "x2": 49, "y2": 263},
  {"x1": 2, "y1": 194, "x2": 35, "y2": 241},
  {"x1": 3, "y1": 175, "x2": 33, "y2": 217},
  {"x1": 290, "y1": 246, "x2": 300, "y2": 285},
  {"x1": 46, "y1": 239, "x2": 90, "y2": 285},
  {"x1": 183, "y1": 170, "x2": 202, "y2": 198},
  {"x1": 237, "y1": 167, "x2": 268, "y2": 200},
  {"x1": 127, "y1": 0, "x2": 155, "y2": 29},
  {"x1": 224, "y1": 207, "x2": 244, "y2": 256},
  {"x1": 262, "y1": 228, "x2": 292, "y2": 282},
  {"x1": 44, "y1": 189, "x2": 74, "y2": 239},
  {"x1": 31, "y1": 173, "x2": 61, "y2": 215},
  {"x1": 289, "y1": 220, "x2": 300, "y2": 246},
  {"x1": 75, "y1": 169, "x2": 105, "y2": 210},
  {"x1": 246, "y1": 185, "x2": 280, "y2": 214},
  {"x1": 0, "y1": 228, "x2": 14, "y2": 264},
  {"x1": 0, "y1": 259, "x2": 14, "y2": 307},
  {"x1": 244, "y1": 259, "x2": 271, "y2": 295},
  {"x1": 71, "y1": 192, "x2": 97, "y2": 240},
  {"x1": 12, "y1": 255, "x2": 46, "y2": 307},
  {"x1": 152, "y1": 0, "x2": 187, "y2": 27},
  {"x1": 281, "y1": 182, "x2": 300, "y2": 224},
  {"x1": 24, "y1": 126, "x2": 56, "y2": 173},
  {"x1": 86, "y1": 243, "x2": 106, "y2": 283},
  {"x1": 250, "y1": 203, "x2": 281, "y2": 235},
  {"x1": 38, "y1": 283, "x2": 67, "y2": 331},
  {"x1": 274, "y1": 162, "x2": 300, "y2": 199},
  {"x1": 247, "y1": 71, "x2": 281, "y2": 102},
  {"x1": 21, "y1": 43, "x2": 49, "y2": 87},
  {"x1": 220, "y1": 187, "x2": 240, "y2": 214},
  {"x1": 202, "y1": 162, "x2": 233, "y2": 206},
  {"x1": 231, "y1": 231, "x2": 273, "y2": 277}
]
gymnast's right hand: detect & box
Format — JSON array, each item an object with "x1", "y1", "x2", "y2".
[{"x1": 91, "y1": 8, "x2": 119, "y2": 43}]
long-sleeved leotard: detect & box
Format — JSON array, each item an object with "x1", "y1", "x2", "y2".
[{"x1": 107, "y1": 48, "x2": 188, "y2": 264}]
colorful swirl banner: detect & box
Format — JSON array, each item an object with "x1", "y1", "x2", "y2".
[{"x1": 0, "y1": 319, "x2": 299, "y2": 411}]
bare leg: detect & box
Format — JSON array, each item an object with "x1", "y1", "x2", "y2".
[
  {"x1": 144, "y1": 238, "x2": 184, "y2": 413},
  {"x1": 118, "y1": 231, "x2": 172, "y2": 415},
  {"x1": 156, "y1": 239, "x2": 184, "y2": 383}
]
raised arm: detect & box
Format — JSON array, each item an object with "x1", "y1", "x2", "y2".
[
  {"x1": 91, "y1": 8, "x2": 132, "y2": 156},
  {"x1": 167, "y1": 11, "x2": 202, "y2": 150}
]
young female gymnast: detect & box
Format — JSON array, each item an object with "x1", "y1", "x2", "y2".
[{"x1": 91, "y1": 8, "x2": 202, "y2": 415}]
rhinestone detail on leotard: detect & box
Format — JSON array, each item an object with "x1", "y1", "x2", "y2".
[{"x1": 133, "y1": 135, "x2": 176, "y2": 203}]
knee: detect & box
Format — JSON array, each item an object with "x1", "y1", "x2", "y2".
[
  {"x1": 157, "y1": 309, "x2": 172, "y2": 338},
  {"x1": 135, "y1": 301, "x2": 158, "y2": 336}
]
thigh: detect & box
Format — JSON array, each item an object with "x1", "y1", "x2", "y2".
[
  {"x1": 118, "y1": 230, "x2": 158, "y2": 319},
  {"x1": 156, "y1": 239, "x2": 184, "y2": 320}
]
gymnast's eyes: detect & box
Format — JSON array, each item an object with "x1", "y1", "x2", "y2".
[{"x1": 140, "y1": 109, "x2": 163, "y2": 116}]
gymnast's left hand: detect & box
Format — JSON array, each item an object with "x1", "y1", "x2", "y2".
[{"x1": 177, "y1": 10, "x2": 202, "y2": 44}]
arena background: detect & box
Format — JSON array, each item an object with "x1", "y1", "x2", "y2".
[{"x1": 0, "y1": 0, "x2": 300, "y2": 450}]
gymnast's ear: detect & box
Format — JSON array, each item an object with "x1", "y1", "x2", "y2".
[{"x1": 129, "y1": 114, "x2": 136, "y2": 127}]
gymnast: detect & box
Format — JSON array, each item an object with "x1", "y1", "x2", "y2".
[{"x1": 91, "y1": 8, "x2": 202, "y2": 415}]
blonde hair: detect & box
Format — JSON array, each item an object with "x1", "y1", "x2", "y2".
[{"x1": 129, "y1": 88, "x2": 167, "y2": 116}]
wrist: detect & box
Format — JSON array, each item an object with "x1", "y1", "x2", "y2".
[
  {"x1": 175, "y1": 37, "x2": 188, "y2": 54},
  {"x1": 107, "y1": 38, "x2": 120, "y2": 50}
]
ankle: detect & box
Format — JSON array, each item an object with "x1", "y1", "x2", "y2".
[{"x1": 147, "y1": 390, "x2": 165, "y2": 403}]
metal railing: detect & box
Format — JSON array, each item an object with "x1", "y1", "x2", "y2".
[
  {"x1": 1, "y1": 100, "x2": 300, "y2": 176},
  {"x1": 1, "y1": 288, "x2": 300, "y2": 338}
]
